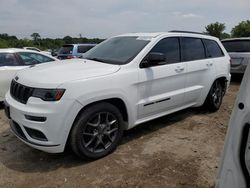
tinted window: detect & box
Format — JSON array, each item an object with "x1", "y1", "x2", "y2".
[
  {"x1": 150, "y1": 37, "x2": 180, "y2": 63},
  {"x1": 204, "y1": 39, "x2": 224, "y2": 58},
  {"x1": 58, "y1": 45, "x2": 74, "y2": 54},
  {"x1": 18, "y1": 52, "x2": 55, "y2": 65},
  {"x1": 222, "y1": 40, "x2": 250, "y2": 52},
  {"x1": 181, "y1": 37, "x2": 206, "y2": 61},
  {"x1": 77, "y1": 45, "x2": 94, "y2": 53},
  {"x1": 83, "y1": 36, "x2": 150, "y2": 65},
  {"x1": 0, "y1": 53, "x2": 19, "y2": 66}
]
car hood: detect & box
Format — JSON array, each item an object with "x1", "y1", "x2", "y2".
[{"x1": 16, "y1": 59, "x2": 121, "y2": 88}]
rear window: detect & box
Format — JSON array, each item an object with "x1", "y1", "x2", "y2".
[
  {"x1": 181, "y1": 37, "x2": 206, "y2": 61},
  {"x1": 222, "y1": 40, "x2": 250, "y2": 52},
  {"x1": 203, "y1": 39, "x2": 224, "y2": 58},
  {"x1": 58, "y1": 45, "x2": 73, "y2": 54},
  {"x1": 77, "y1": 45, "x2": 94, "y2": 53}
]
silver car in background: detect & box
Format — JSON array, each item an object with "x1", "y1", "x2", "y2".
[{"x1": 222, "y1": 38, "x2": 250, "y2": 74}]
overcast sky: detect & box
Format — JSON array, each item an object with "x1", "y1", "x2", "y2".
[{"x1": 0, "y1": 0, "x2": 249, "y2": 39}]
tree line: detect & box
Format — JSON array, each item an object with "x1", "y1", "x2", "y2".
[
  {"x1": 0, "y1": 20, "x2": 249, "y2": 50},
  {"x1": 0, "y1": 33, "x2": 104, "y2": 50},
  {"x1": 205, "y1": 20, "x2": 250, "y2": 39}
]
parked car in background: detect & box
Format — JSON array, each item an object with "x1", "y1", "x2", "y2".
[
  {"x1": 57, "y1": 44, "x2": 96, "y2": 60},
  {"x1": 4, "y1": 32, "x2": 230, "y2": 159},
  {"x1": 216, "y1": 63, "x2": 250, "y2": 188},
  {"x1": 0, "y1": 48, "x2": 58, "y2": 102},
  {"x1": 23, "y1": 47, "x2": 52, "y2": 56},
  {"x1": 222, "y1": 38, "x2": 250, "y2": 74}
]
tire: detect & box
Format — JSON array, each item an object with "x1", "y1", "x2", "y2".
[
  {"x1": 204, "y1": 80, "x2": 223, "y2": 112},
  {"x1": 70, "y1": 102, "x2": 124, "y2": 159},
  {"x1": 0, "y1": 101, "x2": 4, "y2": 109}
]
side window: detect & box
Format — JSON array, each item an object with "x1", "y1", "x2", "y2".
[
  {"x1": 18, "y1": 52, "x2": 55, "y2": 65},
  {"x1": 0, "y1": 53, "x2": 19, "y2": 66},
  {"x1": 77, "y1": 46, "x2": 94, "y2": 53},
  {"x1": 204, "y1": 39, "x2": 224, "y2": 58},
  {"x1": 150, "y1": 37, "x2": 180, "y2": 64},
  {"x1": 181, "y1": 37, "x2": 206, "y2": 61}
]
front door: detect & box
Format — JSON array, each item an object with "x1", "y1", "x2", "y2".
[{"x1": 138, "y1": 37, "x2": 187, "y2": 120}]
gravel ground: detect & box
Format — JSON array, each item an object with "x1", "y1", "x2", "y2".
[{"x1": 0, "y1": 75, "x2": 242, "y2": 188}]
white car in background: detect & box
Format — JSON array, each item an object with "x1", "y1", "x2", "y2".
[
  {"x1": 0, "y1": 48, "x2": 58, "y2": 102},
  {"x1": 23, "y1": 47, "x2": 52, "y2": 56}
]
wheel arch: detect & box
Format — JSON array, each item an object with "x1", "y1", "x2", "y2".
[
  {"x1": 63, "y1": 97, "x2": 130, "y2": 151},
  {"x1": 200, "y1": 76, "x2": 229, "y2": 106}
]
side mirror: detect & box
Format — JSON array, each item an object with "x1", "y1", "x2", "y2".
[
  {"x1": 148, "y1": 52, "x2": 166, "y2": 63},
  {"x1": 140, "y1": 52, "x2": 166, "y2": 68}
]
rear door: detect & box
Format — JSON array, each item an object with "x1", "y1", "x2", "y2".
[
  {"x1": 181, "y1": 37, "x2": 216, "y2": 105},
  {"x1": 138, "y1": 37, "x2": 187, "y2": 120},
  {"x1": 0, "y1": 53, "x2": 24, "y2": 101},
  {"x1": 76, "y1": 45, "x2": 95, "y2": 57}
]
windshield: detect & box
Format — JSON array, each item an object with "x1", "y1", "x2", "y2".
[
  {"x1": 82, "y1": 36, "x2": 150, "y2": 65},
  {"x1": 222, "y1": 40, "x2": 250, "y2": 52}
]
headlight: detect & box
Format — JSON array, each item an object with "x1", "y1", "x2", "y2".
[{"x1": 32, "y1": 88, "x2": 65, "y2": 101}]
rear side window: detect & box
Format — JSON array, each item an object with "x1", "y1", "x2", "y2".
[
  {"x1": 181, "y1": 37, "x2": 205, "y2": 61},
  {"x1": 203, "y1": 39, "x2": 224, "y2": 58},
  {"x1": 222, "y1": 40, "x2": 250, "y2": 52},
  {"x1": 150, "y1": 37, "x2": 180, "y2": 63},
  {"x1": 58, "y1": 45, "x2": 74, "y2": 54},
  {"x1": 0, "y1": 53, "x2": 19, "y2": 66},
  {"x1": 18, "y1": 52, "x2": 55, "y2": 65},
  {"x1": 77, "y1": 45, "x2": 94, "y2": 53}
]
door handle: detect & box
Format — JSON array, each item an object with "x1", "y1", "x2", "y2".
[
  {"x1": 175, "y1": 67, "x2": 184, "y2": 72},
  {"x1": 206, "y1": 62, "x2": 213, "y2": 67}
]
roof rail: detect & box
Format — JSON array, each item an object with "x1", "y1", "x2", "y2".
[{"x1": 169, "y1": 30, "x2": 209, "y2": 36}]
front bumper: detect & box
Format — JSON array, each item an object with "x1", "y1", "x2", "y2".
[{"x1": 4, "y1": 91, "x2": 82, "y2": 153}]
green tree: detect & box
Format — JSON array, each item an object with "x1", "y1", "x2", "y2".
[
  {"x1": 205, "y1": 22, "x2": 230, "y2": 39},
  {"x1": 30, "y1": 32, "x2": 41, "y2": 46},
  {"x1": 63, "y1": 36, "x2": 73, "y2": 44},
  {"x1": 231, "y1": 20, "x2": 250, "y2": 37},
  {"x1": 0, "y1": 39, "x2": 9, "y2": 48}
]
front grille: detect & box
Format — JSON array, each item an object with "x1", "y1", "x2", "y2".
[{"x1": 10, "y1": 80, "x2": 34, "y2": 104}]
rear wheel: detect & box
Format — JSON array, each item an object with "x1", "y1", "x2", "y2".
[
  {"x1": 70, "y1": 102, "x2": 124, "y2": 159},
  {"x1": 204, "y1": 80, "x2": 223, "y2": 112}
]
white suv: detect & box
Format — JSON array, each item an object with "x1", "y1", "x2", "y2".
[{"x1": 4, "y1": 32, "x2": 231, "y2": 159}]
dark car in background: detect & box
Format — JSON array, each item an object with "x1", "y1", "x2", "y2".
[
  {"x1": 57, "y1": 44, "x2": 96, "y2": 60},
  {"x1": 222, "y1": 38, "x2": 250, "y2": 74}
]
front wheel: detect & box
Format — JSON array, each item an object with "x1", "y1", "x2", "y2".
[
  {"x1": 70, "y1": 102, "x2": 124, "y2": 159},
  {"x1": 204, "y1": 80, "x2": 223, "y2": 112}
]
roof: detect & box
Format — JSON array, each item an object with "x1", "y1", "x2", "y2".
[
  {"x1": 221, "y1": 37, "x2": 250, "y2": 42},
  {"x1": 0, "y1": 48, "x2": 57, "y2": 60},
  {"x1": 116, "y1": 32, "x2": 218, "y2": 41},
  {"x1": 63, "y1": 43, "x2": 97, "y2": 46}
]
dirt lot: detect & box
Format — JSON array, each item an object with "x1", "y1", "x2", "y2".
[{"x1": 0, "y1": 76, "x2": 242, "y2": 188}]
